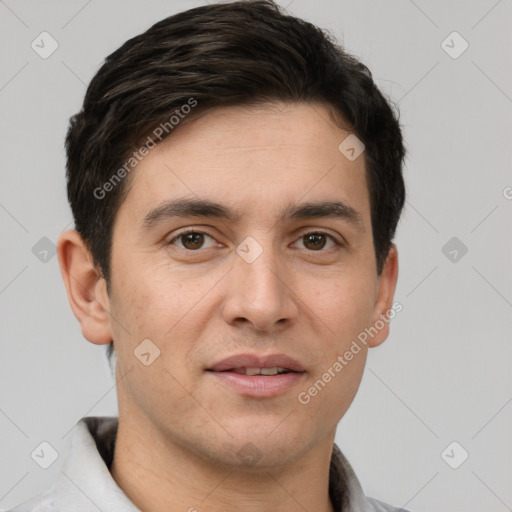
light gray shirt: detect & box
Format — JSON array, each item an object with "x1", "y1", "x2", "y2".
[{"x1": 6, "y1": 416, "x2": 409, "y2": 512}]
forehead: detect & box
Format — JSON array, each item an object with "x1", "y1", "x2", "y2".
[{"x1": 117, "y1": 101, "x2": 370, "y2": 225}]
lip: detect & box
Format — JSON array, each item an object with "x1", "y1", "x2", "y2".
[
  {"x1": 206, "y1": 353, "x2": 306, "y2": 398},
  {"x1": 206, "y1": 353, "x2": 305, "y2": 373}
]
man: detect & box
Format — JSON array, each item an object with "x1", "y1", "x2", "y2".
[{"x1": 9, "y1": 1, "x2": 407, "y2": 510}]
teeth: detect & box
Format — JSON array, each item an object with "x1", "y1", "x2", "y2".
[
  {"x1": 242, "y1": 367, "x2": 288, "y2": 376},
  {"x1": 260, "y1": 367, "x2": 279, "y2": 375}
]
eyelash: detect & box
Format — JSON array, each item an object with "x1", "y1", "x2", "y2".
[{"x1": 167, "y1": 228, "x2": 343, "y2": 252}]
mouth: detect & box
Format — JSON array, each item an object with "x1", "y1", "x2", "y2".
[
  {"x1": 209, "y1": 366, "x2": 295, "y2": 376},
  {"x1": 206, "y1": 353, "x2": 305, "y2": 373},
  {"x1": 205, "y1": 354, "x2": 306, "y2": 397}
]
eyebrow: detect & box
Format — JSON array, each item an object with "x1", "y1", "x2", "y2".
[{"x1": 141, "y1": 197, "x2": 365, "y2": 232}]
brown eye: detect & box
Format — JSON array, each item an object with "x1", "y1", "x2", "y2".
[
  {"x1": 181, "y1": 232, "x2": 204, "y2": 250},
  {"x1": 303, "y1": 233, "x2": 327, "y2": 250},
  {"x1": 295, "y1": 232, "x2": 340, "y2": 251},
  {"x1": 169, "y1": 230, "x2": 216, "y2": 250}
]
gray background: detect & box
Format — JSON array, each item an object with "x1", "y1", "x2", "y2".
[{"x1": 1, "y1": 1, "x2": 511, "y2": 511}]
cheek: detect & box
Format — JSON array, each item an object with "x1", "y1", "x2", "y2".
[
  {"x1": 109, "y1": 260, "x2": 219, "y2": 377},
  {"x1": 110, "y1": 255, "x2": 181, "y2": 333},
  {"x1": 309, "y1": 270, "x2": 377, "y2": 343}
]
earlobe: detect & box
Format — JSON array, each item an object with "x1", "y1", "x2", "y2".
[
  {"x1": 368, "y1": 244, "x2": 399, "y2": 348},
  {"x1": 57, "y1": 230, "x2": 113, "y2": 345}
]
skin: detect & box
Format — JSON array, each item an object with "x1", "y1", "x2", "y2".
[{"x1": 58, "y1": 101, "x2": 398, "y2": 512}]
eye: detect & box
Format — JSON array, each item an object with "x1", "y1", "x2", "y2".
[
  {"x1": 167, "y1": 229, "x2": 342, "y2": 252},
  {"x1": 293, "y1": 231, "x2": 341, "y2": 251},
  {"x1": 168, "y1": 229, "x2": 218, "y2": 251}
]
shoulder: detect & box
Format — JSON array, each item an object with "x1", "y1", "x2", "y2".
[
  {"x1": 367, "y1": 496, "x2": 410, "y2": 512},
  {"x1": 3, "y1": 489, "x2": 54, "y2": 512}
]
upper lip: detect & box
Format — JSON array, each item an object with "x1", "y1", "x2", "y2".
[{"x1": 207, "y1": 353, "x2": 305, "y2": 373}]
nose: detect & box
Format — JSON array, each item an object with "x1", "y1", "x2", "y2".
[{"x1": 221, "y1": 239, "x2": 299, "y2": 333}]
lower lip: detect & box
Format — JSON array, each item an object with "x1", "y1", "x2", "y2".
[{"x1": 207, "y1": 371, "x2": 305, "y2": 398}]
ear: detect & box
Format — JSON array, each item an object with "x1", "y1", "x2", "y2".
[
  {"x1": 368, "y1": 243, "x2": 399, "y2": 348},
  {"x1": 57, "y1": 229, "x2": 113, "y2": 345}
]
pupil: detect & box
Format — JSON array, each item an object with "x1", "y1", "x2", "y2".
[
  {"x1": 183, "y1": 233, "x2": 203, "y2": 250},
  {"x1": 305, "y1": 233, "x2": 325, "y2": 250}
]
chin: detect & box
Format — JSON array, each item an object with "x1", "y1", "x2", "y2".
[{"x1": 208, "y1": 424, "x2": 309, "y2": 469}]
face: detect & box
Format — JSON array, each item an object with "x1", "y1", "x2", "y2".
[{"x1": 104, "y1": 102, "x2": 397, "y2": 469}]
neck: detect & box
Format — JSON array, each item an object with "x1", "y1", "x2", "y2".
[{"x1": 110, "y1": 416, "x2": 336, "y2": 512}]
